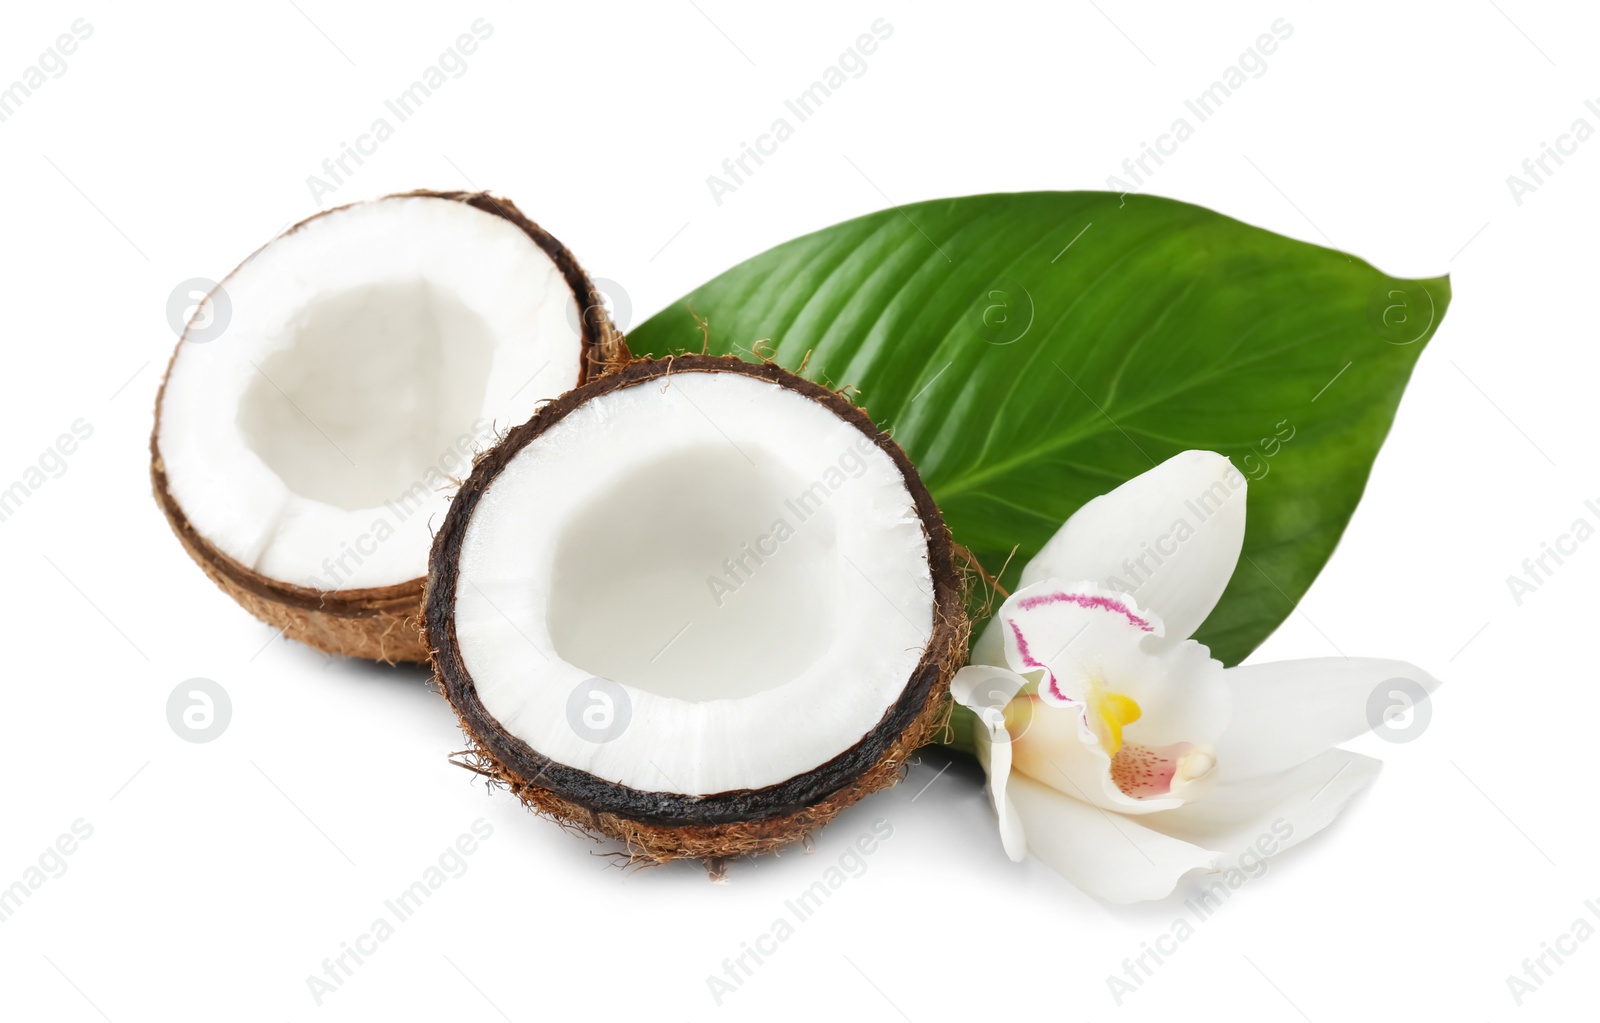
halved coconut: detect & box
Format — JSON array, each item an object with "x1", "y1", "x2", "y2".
[
  {"x1": 427, "y1": 356, "x2": 966, "y2": 862},
  {"x1": 152, "y1": 191, "x2": 620, "y2": 662}
]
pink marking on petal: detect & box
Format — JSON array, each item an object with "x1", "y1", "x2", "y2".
[
  {"x1": 1014, "y1": 590, "x2": 1154, "y2": 632},
  {"x1": 1110, "y1": 742, "x2": 1194, "y2": 800},
  {"x1": 1007, "y1": 618, "x2": 1043, "y2": 670},
  {"x1": 1007, "y1": 618, "x2": 1069, "y2": 702}
]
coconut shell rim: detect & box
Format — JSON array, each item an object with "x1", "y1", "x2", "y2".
[
  {"x1": 149, "y1": 189, "x2": 619, "y2": 651},
  {"x1": 426, "y1": 354, "x2": 966, "y2": 828}
]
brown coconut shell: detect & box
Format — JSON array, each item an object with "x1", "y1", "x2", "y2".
[
  {"x1": 151, "y1": 190, "x2": 622, "y2": 664},
  {"x1": 426, "y1": 355, "x2": 969, "y2": 863}
]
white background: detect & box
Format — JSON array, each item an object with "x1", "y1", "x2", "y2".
[{"x1": 0, "y1": 1, "x2": 1594, "y2": 1020}]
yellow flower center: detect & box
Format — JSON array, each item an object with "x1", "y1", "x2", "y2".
[{"x1": 1086, "y1": 680, "x2": 1141, "y2": 755}]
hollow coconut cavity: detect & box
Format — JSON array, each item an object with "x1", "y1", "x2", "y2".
[
  {"x1": 152, "y1": 191, "x2": 620, "y2": 662},
  {"x1": 427, "y1": 356, "x2": 967, "y2": 863}
]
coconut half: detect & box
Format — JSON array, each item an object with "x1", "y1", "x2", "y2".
[
  {"x1": 427, "y1": 356, "x2": 966, "y2": 862},
  {"x1": 152, "y1": 191, "x2": 620, "y2": 662}
]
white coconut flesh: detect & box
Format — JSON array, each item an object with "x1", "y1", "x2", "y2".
[
  {"x1": 452, "y1": 371, "x2": 937, "y2": 796},
  {"x1": 157, "y1": 195, "x2": 585, "y2": 591}
]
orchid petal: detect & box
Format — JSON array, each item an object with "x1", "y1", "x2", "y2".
[
  {"x1": 997, "y1": 582, "x2": 1164, "y2": 704},
  {"x1": 1007, "y1": 774, "x2": 1218, "y2": 903},
  {"x1": 1120, "y1": 637, "x2": 1231, "y2": 750},
  {"x1": 1019, "y1": 450, "x2": 1247, "y2": 646},
  {"x1": 1217, "y1": 658, "x2": 1440, "y2": 781},
  {"x1": 950, "y1": 665, "x2": 1028, "y2": 860},
  {"x1": 1142, "y1": 748, "x2": 1382, "y2": 868}
]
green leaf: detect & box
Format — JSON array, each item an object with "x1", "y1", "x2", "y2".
[{"x1": 630, "y1": 192, "x2": 1448, "y2": 665}]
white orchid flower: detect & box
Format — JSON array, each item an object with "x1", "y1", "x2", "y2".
[{"x1": 951, "y1": 450, "x2": 1438, "y2": 903}]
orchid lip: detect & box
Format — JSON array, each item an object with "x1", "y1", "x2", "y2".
[{"x1": 1109, "y1": 742, "x2": 1217, "y2": 800}]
